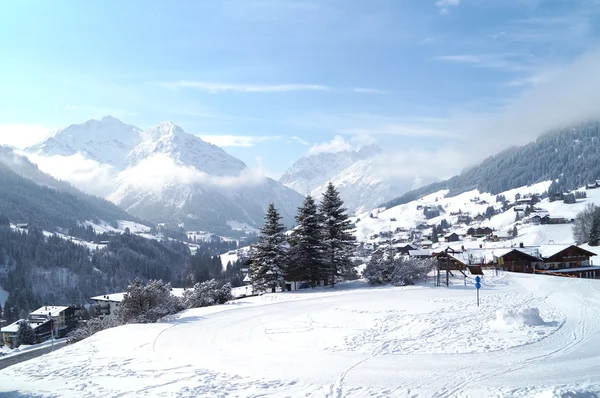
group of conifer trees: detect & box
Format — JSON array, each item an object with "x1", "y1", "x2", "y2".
[{"x1": 250, "y1": 183, "x2": 356, "y2": 292}]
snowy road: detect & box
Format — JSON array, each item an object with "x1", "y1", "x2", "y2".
[{"x1": 1, "y1": 274, "x2": 600, "y2": 397}]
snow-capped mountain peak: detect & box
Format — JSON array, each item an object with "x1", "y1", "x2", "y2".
[
  {"x1": 127, "y1": 122, "x2": 246, "y2": 176},
  {"x1": 279, "y1": 144, "x2": 409, "y2": 212},
  {"x1": 26, "y1": 116, "x2": 142, "y2": 170}
]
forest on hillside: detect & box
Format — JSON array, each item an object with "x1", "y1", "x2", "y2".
[{"x1": 386, "y1": 122, "x2": 600, "y2": 208}]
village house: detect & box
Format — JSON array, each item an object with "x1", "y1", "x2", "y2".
[
  {"x1": 489, "y1": 230, "x2": 511, "y2": 242},
  {"x1": 90, "y1": 294, "x2": 125, "y2": 318},
  {"x1": 1, "y1": 306, "x2": 78, "y2": 348},
  {"x1": 467, "y1": 227, "x2": 493, "y2": 237},
  {"x1": 479, "y1": 244, "x2": 598, "y2": 279},
  {"x1": 586, "y1": 180, "x2": 600, "y2": 189},
  {"x1": 444, "y1": 232, "x2": 460, "y2": 242}
]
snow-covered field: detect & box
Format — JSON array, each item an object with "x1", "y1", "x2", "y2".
[{"x1": 2, "y1": 273, "x2": 600, "y2": 397}]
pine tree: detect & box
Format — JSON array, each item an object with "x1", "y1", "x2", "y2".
[
  {"x1": 431, "y1": 226, "x2": 439, "y2": 243},
  {"x1": 251, "y1": 202, "x2": 287, "y2": 293},
  {"x1": 288, "y1": 194, "x2": 325, "y2": 287},
  {"x1": 512, "y1": 225, "x2": 518, "y2": 238},
  {"x1": 16, "y1": 321, "x2": 37, "y2": 346},
  {"x1": 320, "y1": 183, "x2": 357, "y2": 286}
]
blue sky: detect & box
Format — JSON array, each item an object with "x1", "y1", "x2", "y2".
[{"x1": 1, "y1": 0, "x2": 600, "y2": 178}]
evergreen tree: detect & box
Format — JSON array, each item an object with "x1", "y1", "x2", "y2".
[
  {"x1": 251, "y1": 202, "x2": 287, "y2": 293},
  {"x1": 512, "y1": 225, "x2": 518, "y2": 238},
  {"x1": 319, "y1": 183, "x2": 357, "y2": 286},
  {"x1": 16, "y1": 321, "x2": 37, "y2": 346},
  {"x1": 431, "y1": 226, "x2": 439, "y2": 243},
  {"x1": 288, "y1": 194, "x2": 325, "y2": 287}
]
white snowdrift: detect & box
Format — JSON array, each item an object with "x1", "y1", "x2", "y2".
[{"x1": 493, "y1": 307, "x2": 547, "y2": 327}]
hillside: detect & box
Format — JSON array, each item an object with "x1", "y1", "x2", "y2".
[
  {"x1": 25, "y1": 118, "x2": 304, "y2": 236},
  {"x1": 3, "y1": 273, "x2": 600, "y2": 396},
  {"x1": 280, "y1": 145, "x2": 418, "y2": 213},
  {"x1": 0, "y1": 146, "x2": 145, "y2": 232},
  {"x1": 385, "y1": 122, "x2": 600, "y2": 209}
]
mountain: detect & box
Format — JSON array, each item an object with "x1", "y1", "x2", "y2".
[
  {"x1": 279, "y1": 145, "x2": 420, "y2": 213},
  {"x1": 127, "y1": 122, "x2": 247, "y2": 174},
  {"x1": 384, "y1": 121, "x2": 600, "y2": 209},
  {"x1": 0, "y1": 145, "x2": 145, "y2": 232},
  {"x1": 106, "y1": 121, "x2": 303, "y2": 235},
  {"x1": 26, "y1": 116, "x2": 142, "y2": 170},
  {"x1": 24, "y1": 118, "x2": 304, "y2": 236}
]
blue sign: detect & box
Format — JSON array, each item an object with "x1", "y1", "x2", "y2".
[
  {"x1": 475, "y1": 282, "x2": 481, "y2": 289},
  {"x1": 475, "y1": 276, "x2": 481, "y2": 283}
]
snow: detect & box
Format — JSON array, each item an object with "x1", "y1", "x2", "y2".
[
  {"x1": 0, "y1": 285, "x2": 8, "y2": 306},
  {"x1": 3, "y1": 272, "x2": 600, "y2": 396},
  {"x1": 91, "y1": 288, "x2": 189, "y2": 303},
  {"x1": 226, "y1": 220, "x2": 259, "y2": 234},
  {"x1": 0, "y1": 338, "x2": 68, "y2": 358},
  {"x1": 493, "y1": 307, "x2": 547, "y2": 327},
  {"x1": 30, "y1": 306, "x2": 68, "y2": 317},
  {"x1": 219, "y1": 251, "x2": 239, "y2": 269}
]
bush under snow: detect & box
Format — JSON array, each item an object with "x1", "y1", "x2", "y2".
[{"x1": 363, "y1": 255, "x2": 435, "y2": 286}]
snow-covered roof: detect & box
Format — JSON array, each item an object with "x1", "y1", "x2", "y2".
[
  {"x1": 537, "y1": 244, "x2": 573, "y2": 259},
  {"x1": 0, "y1": 320, "x2": 23, "y2": 333},
  {"x1": 409, "y1": 250, "x2": 431, "y2": 256},
  {"x1": 30, "y1": 306, "x2": 69, "y2": 317}
]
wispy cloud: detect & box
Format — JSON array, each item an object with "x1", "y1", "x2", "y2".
[
  {"x1": 352, "y1": 87, "x2": 388, "y2": 94},
  {"x1": 420, "y1": 37, "x2": 436, "y2": 45},
  {"x1": 198, "y1": 135, "x2": 281, "y2": 147},
  {"x1": 435, "y1": 53, "x2": 531, "y2": 71},
  {"x1": 292, "y1": 136, "x2": 309, "y2": 146},
  {"x1": 160, "y1": 81, "x2": 331, "y2": 93},
  {"x1": 309, "y1": 135, "x2": 351, "y2": 155},
  {"x1": 0, "y1": 124, "x2": 53, "y2": 149},
  {"x1": 343, "y1": 124, "x2": 458, "y2": 139},
  {"x1": 435, "y1": 0, "x2": 460, "y2": 14}
]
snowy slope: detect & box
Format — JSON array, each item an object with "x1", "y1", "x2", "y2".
[
  {"x1": 4, "y1": 273, "x2": 600, "y2": 396},
  {"x1": 279, "y1": 145, "x2": 416, "y2": 213},
  {"x1": 0, "y1": 286, "x2": 7, "y2": 307},
  {"x1": 108, "y1": 122, "x2": 303, "y2": 234},
  {"x1": 279, "y1": 146, "x2": 380, "y2": 194},
  {"x1": 310, "y1": 158, "x2": 414, "y2": 214},
  {"x1": 26, "y1": 116, "x2": 141, "y2": 170},
  {"x1": 126, "y1": 121, "x2": 246, "y2": 175},
  {"x1": 353, "y1": 180, "x2": 554, "y2": 243}
]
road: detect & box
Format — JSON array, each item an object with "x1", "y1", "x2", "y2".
[{"x1": 0, "y1": 340, "x2": 67, "y2": 371}]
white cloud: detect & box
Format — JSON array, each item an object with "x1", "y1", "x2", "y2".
[
  {"x1": 112, "y1": 154, "x2": 266, "y2": 195},
  {"x1": 198, "y1": 134, "x2": 280, "y2": 147},
  {"x1": 420, "y1": 37, "x2": 436, "y2": 45},
  {"x1": 435, "y1": 53, "x2": 527, "y2": 70},
  {"x1": 309, "y1": 135, "x2": 352, "y2": 155},
  {"x1": 24, "y1": 153, "x2": 118, "y2": 197},
  {"x1": 352, "y1": 87, "x2": 388, "y2": 94},
  {"x1": 435, "y1": 0, "x2": 460, "y2": 14},
  {"x1": 0, "y1": 124, "x2": 53, "y2": 149},
  {"x1": 161, "y1": 81, "x2": 331, "y2": 93},
  {"x1": 292, "y1": 136, "x2": 309, "y2": 146}
]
